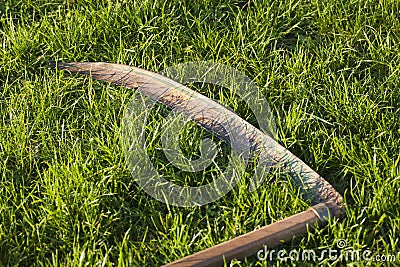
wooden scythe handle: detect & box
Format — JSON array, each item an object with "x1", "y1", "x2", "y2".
[{"x1": 163, "y1": 201, "x2": 342, "y2": 267}]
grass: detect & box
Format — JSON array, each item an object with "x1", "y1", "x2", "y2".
[{"x1": 1, "y1": 0, "x2": 400, "y2": 266}]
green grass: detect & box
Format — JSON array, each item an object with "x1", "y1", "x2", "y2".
[{"x1": 1, "y1": 0, "x2": 400, "y2": 266}]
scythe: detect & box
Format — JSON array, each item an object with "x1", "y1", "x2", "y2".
[{"x1": 51, "y1": 62, "x2": 344, "y2": 267}]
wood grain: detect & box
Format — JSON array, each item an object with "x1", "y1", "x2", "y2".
[{"x1": 163, "y1": 202, "x2": 341, "y2": 267}]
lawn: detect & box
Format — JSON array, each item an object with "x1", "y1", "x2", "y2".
[{"x1": 0, "y1": 0, "x2": 399, "y2": 266}]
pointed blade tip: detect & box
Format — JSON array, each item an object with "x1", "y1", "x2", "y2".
[{"x1": 48, "y1": 61, "x2": 69, "y2": 70}]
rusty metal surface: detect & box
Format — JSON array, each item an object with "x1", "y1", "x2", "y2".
[{"x1": 52, "y1": 61, "x2": 343, "y2": 207}]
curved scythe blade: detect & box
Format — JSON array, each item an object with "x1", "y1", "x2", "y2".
[{"x1": 51, "y1": 61, "x2": 343, "y2": 207}]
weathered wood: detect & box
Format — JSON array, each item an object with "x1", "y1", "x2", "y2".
[{"x1": 162, "y1": 201, "x2": 341, "y2": 267}]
